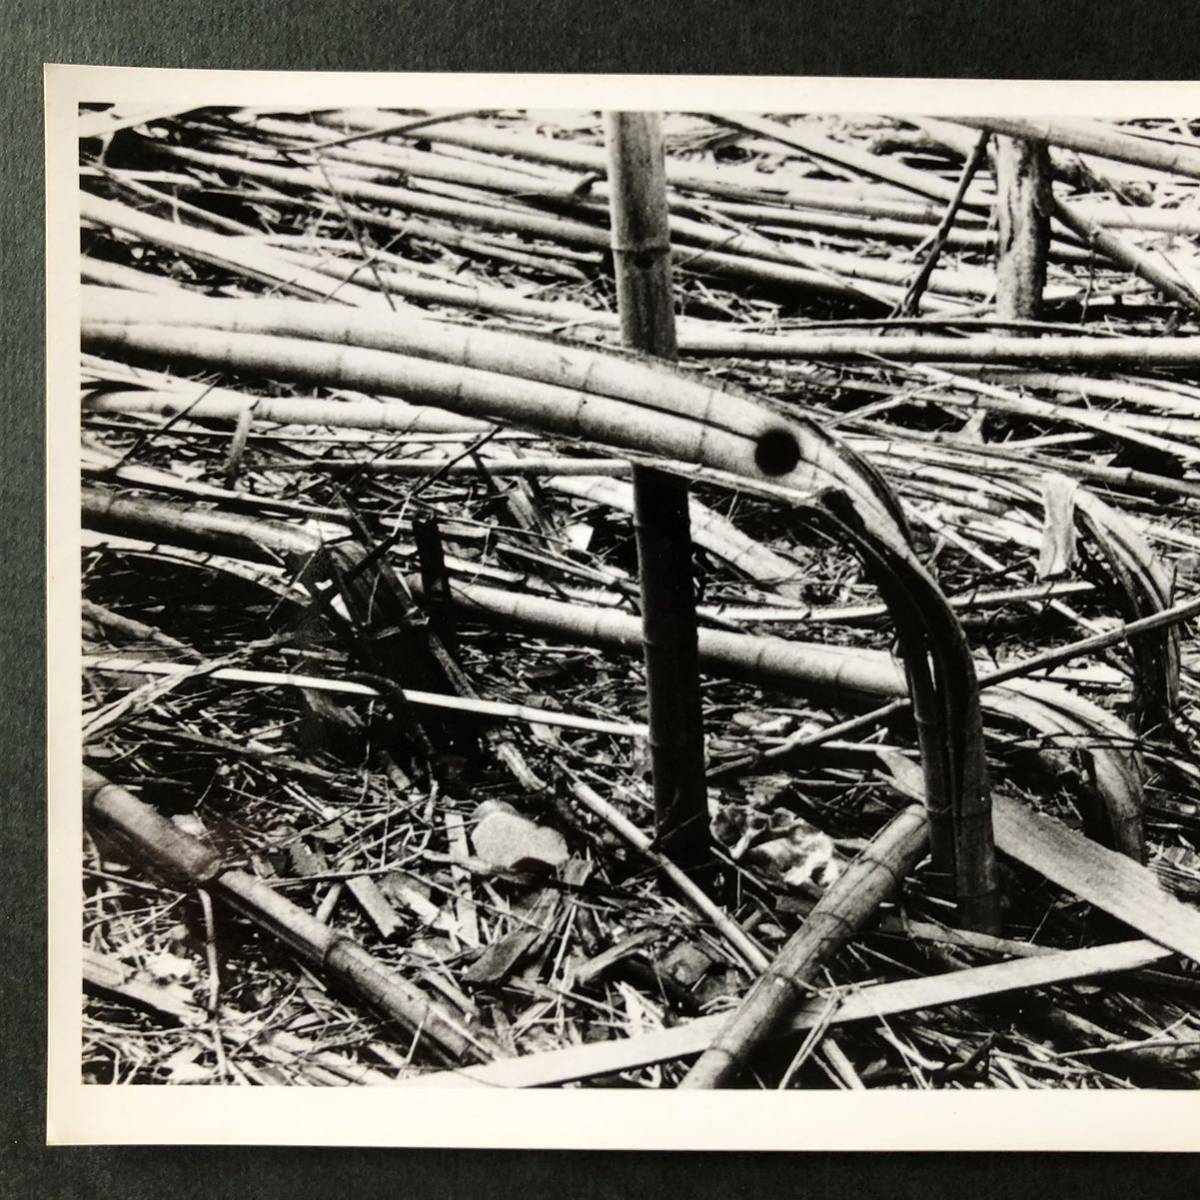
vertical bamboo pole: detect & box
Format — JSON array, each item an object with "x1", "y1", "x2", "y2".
[
  {"x1": 995, "y1": 135, "x2": 1051, "y2": 320},
  {"x1": 604, "y1": 112, "x2": 711, "y2": 877}
]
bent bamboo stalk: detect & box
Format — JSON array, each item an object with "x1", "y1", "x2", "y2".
[
  {"x1": 80, "y1": 288, "x2": 913, "y2": 532},
  {"x1": 1074, "y1": 489, "x2": 1180, "y2": 733},
  {"x1": 81, "y1": 488, "x2": 1137, "y2": 869},
  {"x1": 81, "y1": 289, "x2": 995, "y2": 926}
]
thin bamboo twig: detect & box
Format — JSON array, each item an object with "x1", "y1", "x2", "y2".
[
  {"x1": 566, "y1": 776, "x2": 767, "y2": 973},
  {"x1": 896, "y1": 130, "x2": 991, "y2": 316}
]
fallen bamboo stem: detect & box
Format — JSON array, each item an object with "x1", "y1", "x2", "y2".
[
  {"x1": 82, "y1": 766, "x2": 501, "y2": 1067},
  {"x1": 77, "y1": 484, "x2": 1126, "y2": 874},
  {"x1": 153, "y1": 143, "x2": 944, "y2": 305},
  {"x1": 1050, "y1": 196, "x2": 1200, "y2": 313},
  {"x1": 709, "y1": 113, "x2": 971, "y2": 208},
  {"x1": 895, "y1": 130, "x2": 991, "y2": 316},
  {"x1": 312, "y1": 109, "x2": 964, "y2": 212},
  {"x1": 946, "y1": 115, "x2": 1200, "y2": 183},
  {"x1": 678, "y1": 803, "x2": 931, "y2": 1088},
  {"x1": 81, "y1": 290, "x2": 994, "y2": 927},
  {"x1": 82, "y1": 193, "x2": 384, "y2": 308},
  {"x1": 402, "y1": 935, "x2": 1173, "y2": 1088},
  {"x1": 83, "y1": 655, "x2": 651, "y2": 738},
  {"x1": 676, "y1": 329, "x2": 1200, "y2": 367}
]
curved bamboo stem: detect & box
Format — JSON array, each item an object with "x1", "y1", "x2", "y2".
[{"x1": 81, "y1": 289, "x2": 996, "y2": 927}]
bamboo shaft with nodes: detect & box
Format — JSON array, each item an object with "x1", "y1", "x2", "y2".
[
  {"x1": 604, "y1": 111, "x2": 711, "y2": 878},
  {"x1": 81, "y1": 288, "x2": 998, "y2": 926}
]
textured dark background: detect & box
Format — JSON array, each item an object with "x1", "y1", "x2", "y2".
[{"x1": 6, "y1": 1, "x2": 1200, "y2": 1193}]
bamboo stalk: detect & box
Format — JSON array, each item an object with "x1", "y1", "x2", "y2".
[
  {"x1": 84, "y1": 656, "x2": 650, "y2": 738},
  {"x1": 1050, "y1": 196, "x2": 1200, "y2": 313},
  {"x1": 83, "y1": 290, "x2": 994, "y2": 927},
  {"x1": 605, "y1": 111, "x2": 711, "y2": 877},
  {"x1": 79, "y1": 288, "x2": 916, "y2": 532},
  {"x1": 709, "y1": 113, "x2": 971, "y2": 208},
  {"x1": 83, "y1": 389, "x2": 492, "y2": 435},
  {"x1": 947, "y1": 115, "x2": 1200, "y2": 182},
  {"x1": 310, "y1": 109, "x2": 1200, "y2": 235},
  {"x1": 995, "y1": 136, "x2": 1051, "y2": 320},
  {"x1": 403, "y1": 935, "x2": 1173, "y2": 1088},
  {"x1": 679, "y1": 804, "x2": 931, "y2": 1088},
  {"x1": 675, "y1": 329, "x2": 1200, "y2": 366},
  {"x1": 89, "y1": 492, "x2": 1134, "y2": 907},
  {"x1": 82, "y1": 767, "x2": 500, "y2": 1066},
  {"x1": 151, "y1": 143, "x2": 976, "y2": 306},
  {"x1": 82, "y1": 193, "x2": 383, "y2": 308}
]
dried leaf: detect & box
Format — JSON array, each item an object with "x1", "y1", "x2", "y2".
[{"x1": 1037, "y1": 473, "x2": 1079, "y2": 580}]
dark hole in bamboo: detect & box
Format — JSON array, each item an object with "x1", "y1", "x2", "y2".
[{"x1": 754, "y1": 428, "x2": 801, "y2": 476}]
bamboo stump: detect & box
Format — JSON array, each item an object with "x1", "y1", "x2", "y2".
[{"x1": 995, "y1": 135, "x2": 1051, "y2": 320}]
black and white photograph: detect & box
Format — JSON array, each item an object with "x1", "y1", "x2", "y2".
[{"x1": 45, "y1": 67, "x2": 1200, "y2": 1148}]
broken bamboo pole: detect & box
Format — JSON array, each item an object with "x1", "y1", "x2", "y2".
[
  {"x1": 679, "y1": 803, "x2": 931, "y2": 1088},
  {"x1": 995, "y1": 135, "x2": 1051, "y2": 321},
  {"x1": 604, "y1": 110, "x2": 710, "y2": 876},
  {"x1": 82, "y1": 766, "x2": 502, "y2": 1067}
]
